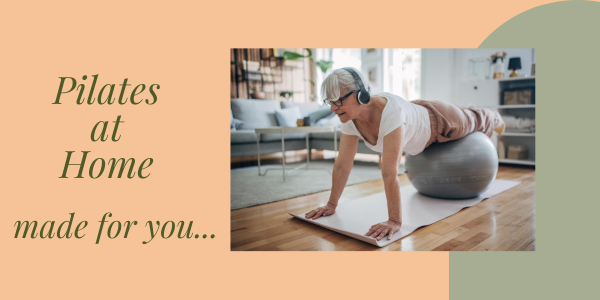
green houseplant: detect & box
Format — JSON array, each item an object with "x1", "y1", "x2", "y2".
[
  {"x1": 282, "y1": 49, "x2": 333, "y2": 100},
  {"x1": 279, "y1": 91, "x2": 294, "y2": 100}
]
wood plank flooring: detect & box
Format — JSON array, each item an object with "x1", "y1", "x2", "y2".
[{"x1": 231, "y1": 165, "x2": 535, "y2": 251}]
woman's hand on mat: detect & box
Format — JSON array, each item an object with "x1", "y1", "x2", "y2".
[
  {"x1": 365, "y1": 220, "x2": 402, "y2": 241},
  {"x1": 305, "y1": 203, "x2": 336, "y2": 220}
]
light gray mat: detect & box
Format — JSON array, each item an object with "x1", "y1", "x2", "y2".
[
  {"x1": 290, "y1": 179, "x2": 521, "y2": 247},
  {"x1": 231, "y1": 159, "x2": 406, "y2": 210}
]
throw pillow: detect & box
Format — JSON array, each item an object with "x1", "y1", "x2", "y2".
[
  {"x1": 230, "y1": 108, "x2": 245, "y2": 129},
  {"x1": 232, "y1": 118, "x2": 244, "y2": 129},
  {"x1": 274, "y1": 107, "x2": 302, "y2": 127}
]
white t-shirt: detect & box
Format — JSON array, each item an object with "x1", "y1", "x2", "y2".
[{"x1": 340, "y1": 92, "x2": 431, "y2": 155}]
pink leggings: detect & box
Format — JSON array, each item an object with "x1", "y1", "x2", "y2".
[{"x1": 412, "y1": 100, "x2": 498, "y2": 148}]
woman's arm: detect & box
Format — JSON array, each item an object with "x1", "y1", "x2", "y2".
[
  {"x1": 305, "y1": 133, "x2": 358, "y2": 219},
  {"x1": 329, "y1": 133, "x2": 359, "y2": 206},
  {"x1": 364, "y1": 126, "x2": 403, "y2": 240}
]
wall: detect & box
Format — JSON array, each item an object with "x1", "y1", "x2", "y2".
[
  {"x1": 421, "y1": 48, "x2": 535, "y2": 105},
  {"x1": 421, "y1": 49, "x2": 455, "y2": 102},
  {"x1": 453, "y1": 48, "x2": 534, "y2": 83}
]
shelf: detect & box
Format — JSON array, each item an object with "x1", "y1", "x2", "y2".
[
  {"x1": 233, "y1": 49, "x2": 308, "y2": 101},
  {"x1": 264, "y1": 91, "x2": 305, "y2": 94},
  {"x1": 498, "y1": 104, "x2": 535, "y2": 109},
  {"x1": 498, "y1": 158, "x2": 535, "y2": 166},
  {"x1": 261, "y1": 56, "x2": 304, "y2": 69},
  {"x1": 237, "y1": 71, "x2": 283, "y2": 84},
  {"x1": 239, "y1": 78, "x2": 282, "y2": 84},
  {"x1": 498, "y1": 76, "x2": 535, "y2": 82},
  {"x1": 496, "y1": 76, "x2": 535, "y2": 167},
  {"x1": 501, "y1": 132, "x2": 535, "y2": 137},
  {"x1": 261, "y1": 56, "x2": 283, "y2": 60},
  {"x1": 281, "y1": 65, "x2": 303, "y2": 69}
]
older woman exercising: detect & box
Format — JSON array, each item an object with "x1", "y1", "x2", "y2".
[{"x1": 304, "y1": 67, "x2": 505, "y2": 241}]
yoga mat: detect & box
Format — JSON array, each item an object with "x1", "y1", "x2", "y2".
[{"x1": 290, "y1": 179, "x2": 521, "y2": 247}]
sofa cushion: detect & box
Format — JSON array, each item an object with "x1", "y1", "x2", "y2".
[
  {"x1": 231, "y1": 130, "x2": 258, "y2": 144},
  {"x1": 231, "y1": 99, "x2": 280, "y2": 130},
  {"x1": 274, "y1": 107, "x2": 302, "y2": 127},
  {"x1": 308, "y1": 106, "x2": 334, "y2": 125},
  {"x1": 314, "y1": 113, "x2": 342, "y2": 127},
  {"x1": 280, "y1": 101, "x2": 321, "y2": 117}
]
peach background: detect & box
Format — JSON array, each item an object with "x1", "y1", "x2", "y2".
[{"x1": 0, "y1": 1, "x2": 559, "y2": 299}]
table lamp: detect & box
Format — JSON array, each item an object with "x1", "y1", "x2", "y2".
[{"x1": 508, "y1": 57, "x2": 522, "y2": 78}]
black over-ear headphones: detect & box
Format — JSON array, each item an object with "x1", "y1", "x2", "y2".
[{"x1": 342, "y1": 67, "x2": 371, "y2": 105}]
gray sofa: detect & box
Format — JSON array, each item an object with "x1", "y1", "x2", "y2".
[{"x1": 231, "y1": 98, "x2": 379, "y2": 158}]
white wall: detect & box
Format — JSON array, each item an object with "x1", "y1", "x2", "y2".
[
  {"x1": 421, "y1": 48, "x2": 535, "y2": 105},
  {"x1": 453, "y1": 48, "x2": 534, "y2": 83},
  {"x1": 421, "y1": 49, "x2": 455, "y2": 102}
]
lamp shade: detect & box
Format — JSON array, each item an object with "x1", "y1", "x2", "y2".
[{"x1": 508, "y1": 57, "x2": 522, "y2": 70}]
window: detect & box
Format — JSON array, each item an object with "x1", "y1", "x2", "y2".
[
  {"x1": 314, "y1": 49, "x2": 361, "y2": 103},
  {"x1": 388, "y1": 49, "x2": 421, "y2": 101},
  {"x1": 314, "y1": 48, "x2": 421, "y2": 102}
]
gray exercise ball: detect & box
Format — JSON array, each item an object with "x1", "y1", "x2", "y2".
[{"x1": 405, "y1": 132, "x2": 498, "y2": 199}]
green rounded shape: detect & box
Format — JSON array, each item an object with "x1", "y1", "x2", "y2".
[{"x1": 454, "y1": 2, "x2": 600, "y2": 300}]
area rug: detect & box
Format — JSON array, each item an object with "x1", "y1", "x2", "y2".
[
  {"x1": 231, "y1": 159, "x2": 405, "y2": 210},
  {"x1": 290, "y1": 179, "x2": 521, "y2": 247}
]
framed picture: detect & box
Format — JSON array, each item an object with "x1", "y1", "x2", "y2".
[
  {"x1": 368, "y1": 67, "x2": 377, "y2": 83},
  {"x1": 468, "y1": 57, "x2": 491, "y2": 80}
]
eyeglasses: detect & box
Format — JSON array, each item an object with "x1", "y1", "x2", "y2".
[{"x1": 323, "y1": 91, "x2": 356, "y2": 107}]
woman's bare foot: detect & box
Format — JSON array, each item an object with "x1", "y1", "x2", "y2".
[{"x1": 494, "y1": 111, "x2": 505, "y2": 135}]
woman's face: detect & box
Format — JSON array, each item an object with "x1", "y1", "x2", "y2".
[{"x1": 330, "y1": 89, "x2": 358, "y2": 123}]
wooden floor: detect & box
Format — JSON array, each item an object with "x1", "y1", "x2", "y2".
[{"x1": 231, "y1": 165, "x2": 535, "y2": 251}]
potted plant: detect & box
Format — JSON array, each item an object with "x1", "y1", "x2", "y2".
[
  {"x1": 490, "y1": 51, "x2": 507, "y2": 79},
  {"x1": 279, "y1": 91, "x2": 294, "y2": 100},
  {"x1": 250, "y1": 86, "x2": 265, "y2": 99}
]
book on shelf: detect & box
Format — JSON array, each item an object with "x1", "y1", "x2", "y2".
[
  {"x1": 244, "y1": 71, "x2": 262, "y2": 81},
  {"x1": 238, "y1": 60, "x2": 260, "y2": 72},
  {"x1": 261, "y1": 67, "x2": 273, "y2": 82}
]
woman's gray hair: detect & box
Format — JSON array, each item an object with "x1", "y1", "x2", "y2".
[{"x1": 320, "y1": 67, "x2": 370, "y2": 102}]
